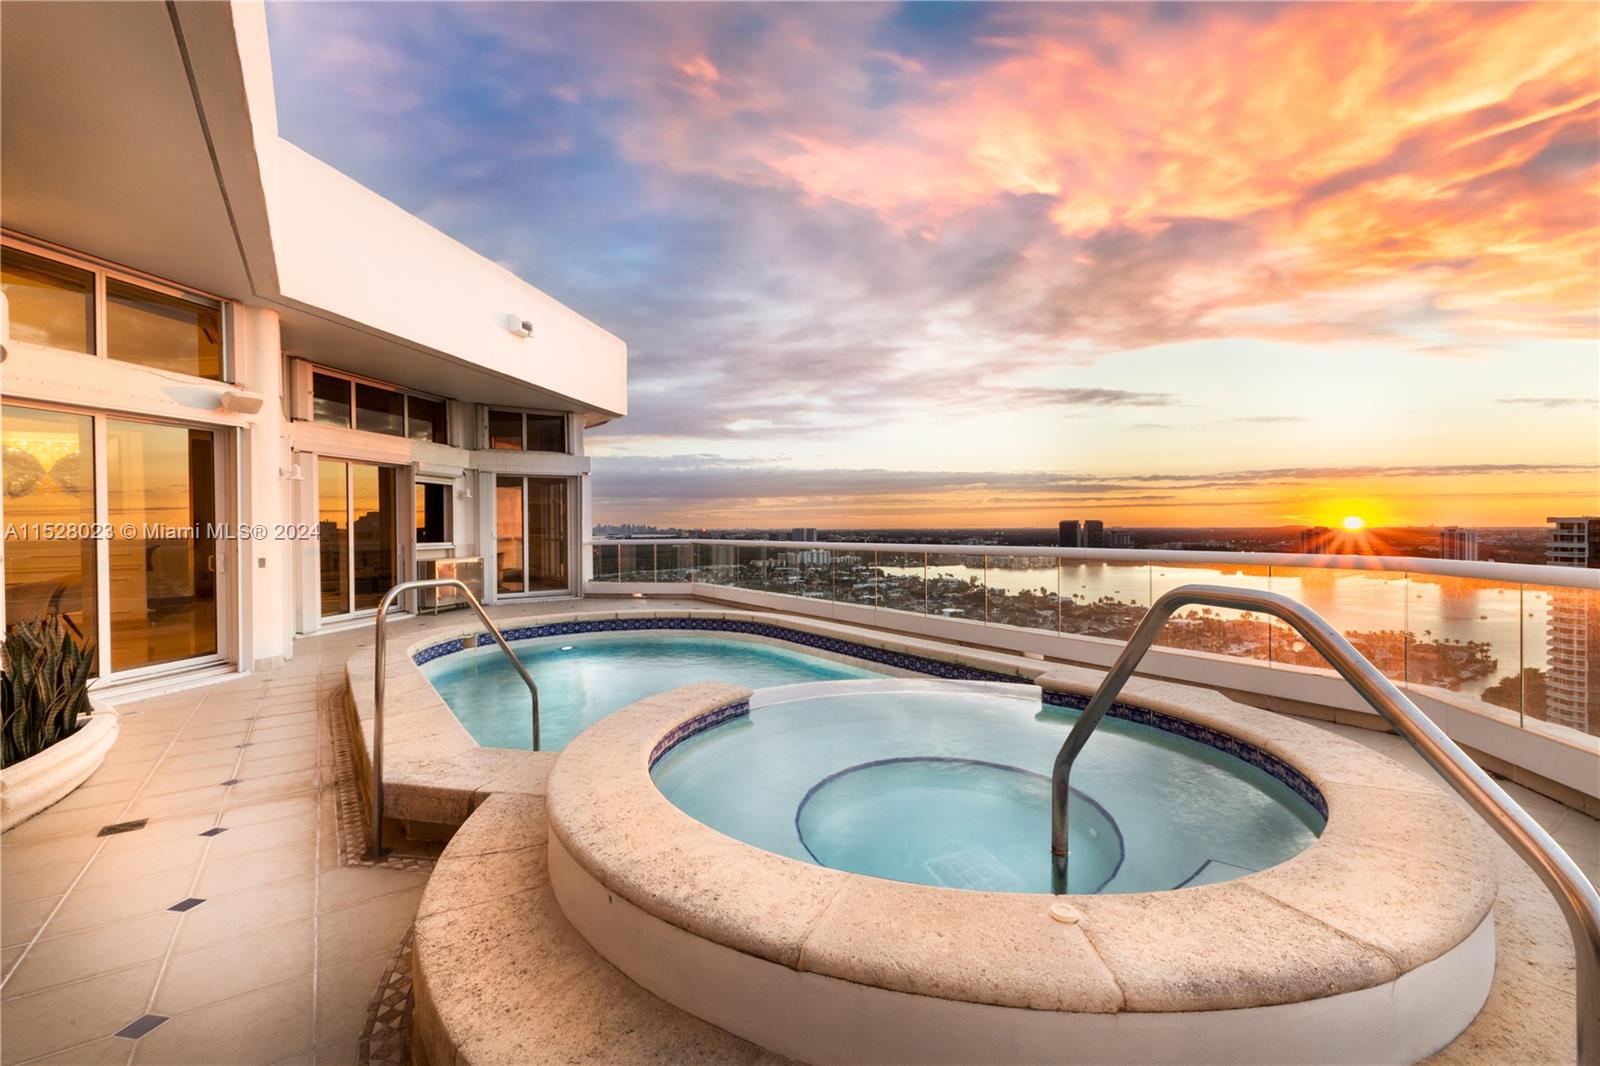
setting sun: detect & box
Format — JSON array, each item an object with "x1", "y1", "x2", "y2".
[{"x1": 1342, "y1": 515, "x2": 1366, "y2": 531}]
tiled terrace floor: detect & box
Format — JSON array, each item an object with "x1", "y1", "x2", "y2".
[{"x1": 1, "y1": 597, "x2": 1595, "y2": 1065}]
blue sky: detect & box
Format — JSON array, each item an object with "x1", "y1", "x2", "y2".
[{"x1": 265, "y1": 2, "x2": 1600, "y2": 527}]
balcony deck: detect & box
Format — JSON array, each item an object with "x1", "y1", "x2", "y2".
[{"x1": 0, "y1": 596, "x2": 1593, "y2": 1065}]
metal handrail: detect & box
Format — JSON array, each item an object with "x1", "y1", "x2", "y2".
[
  {"x1": 1051, "y1": 584, "x2": 1599, "y2": 1063},
  {"x1": 371, "y1": 579, "x2": 540, "y2": 857}
]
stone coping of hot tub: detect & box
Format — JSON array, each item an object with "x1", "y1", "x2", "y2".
[
  {"x1": 546, "y1": 679, "x2": 1500, "y2": 1016},
  {"x1": 342, "y1": 605, "x2": 1089, "y2": 829}
]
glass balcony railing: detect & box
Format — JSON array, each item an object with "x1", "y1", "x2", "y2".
[{"x1": 587, "y1": 539, "x2": 1600, "y2": 745}]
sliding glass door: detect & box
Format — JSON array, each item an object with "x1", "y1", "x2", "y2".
[
  {"x1": 495, "y1": 476, "x2": 570, "y2": 596},
  {"x1": 318, "y1": 459, "x2": 398, "y2": 618},
  {"x1": 3, "y1": 404, "x2": 224, "y2": 677},
  {"x1": 106, "y1": 419, "x2": 218, "y2": 671}
]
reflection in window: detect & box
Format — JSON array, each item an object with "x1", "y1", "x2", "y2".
[
  {"x1": 416, "y1": 482, "x2": 450, "y2": 545},
  {"x1": 1, "y1": 248, "x2": 93, "y2": 354},
  {"x1": 312, "y1": 374, "x2": 352, "y2": 427},
  {"x1": 318, "y1": 459, "x2": 349, "y2": 617},
  {"x1": 408, "y1": 395, "x2": 448, "y2": 444},
  {"x1": 354, "y1": 383, "x2": 404, "y2": 437},
  {"x1": 487, "y1": 410, "x2": 523, "y2": 450},
  {"x1": 2, "y1": 405, "x2": 98, "y2": 671},
  {"x1": 106, "y1": 280, "x2": 223, "y2": 380},
  {"x1": 525, "y1": 414, "x2": 566, "y2": 453},
  {"x1": 526, "y1": 478, "x2": 569, "y2": 590},
  {"x1": 106, "y1": 420, "x2": 218, "y2": 670},
  {"x1": 495, "y1": 477, "x2": 524, "y2": 593},
  {"x1": 351, "y1": 464, "x2": 397, "y2": 611}
]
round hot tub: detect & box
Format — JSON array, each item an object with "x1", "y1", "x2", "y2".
[
  {"x1": 651, "y1": 680, "x2": 1322, "y2": 894},
  {"x1": 546, "y1": 678, "x2": 1498, "y2": 1065}
]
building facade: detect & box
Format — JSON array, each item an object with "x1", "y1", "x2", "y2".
[
  {"x1": 1543, "y1": 516, "x2": 1599, "y2": 734},
  {"x1": 0, "y1": 3, "x2": 625, "y2": 690},
  {"x1": 1439, "y1": 526, "x2": 1479, "y2": 561}
]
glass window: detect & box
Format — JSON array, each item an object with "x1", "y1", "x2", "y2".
[
  {"x1": 106, "y1": 279, "x2": 223, "y2": 380},
  {"x1": 526, "y1": 477, "x2": 569, "y2": 591},
  {"x1": 525, "y1": 414, "x2": 566, "y2": 453},
  {"x1": 318, "y1": 459, "x2": 349, "y2": 617},
  {"x1": 408, "y1": 395, "x2": 448, "y2": 444},
  {"x1": 416, "y1": 482, "x2": 450, "y2": 545},
  {"x1": 312, "y1": 373, "x2": 352, "y2": 427},
  {"x1": 2, "y1": 405, "x2": 98, "y2": 670},
  {"x1": 351, "y1": 464, "x2": 397, "y2": 610},
  {"x1": 106, "y1": 421, "x2": 218, "y2": 670},
  {"x1": 487, "y1": 410, "x2": 523, "y2": 450},
  {"x1": 496, "y1": 477, "x2": 525, "y2": 593},
  {"x1": 354, "y1": 383, "x2": 404, "y2": 436},
  {"x1": 1, "y1": 248, "x2": 93, "y2": 354}
]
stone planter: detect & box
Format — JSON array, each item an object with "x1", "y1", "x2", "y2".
[{"x1": 0, "y1": 697, "x2": 119, "y2": 831}]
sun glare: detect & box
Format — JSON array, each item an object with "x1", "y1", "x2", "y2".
[{"x1": 1342, "y1": 515, "x2": 1366, "y2": 531}]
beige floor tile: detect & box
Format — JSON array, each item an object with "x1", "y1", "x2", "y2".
[
  {"x1": 132, "y1": 974, "x2": 314, "y2": 1066},
  {"x1": 222, "y1": 770, "x2": 319, "y2": 806},
  {"x1": 202, "y1": 814, "x2": 317, "y2": 862},
  {"x1": 0, "y1": 960, "x2": 161, "y2": 1063},
  {"x1": 14, "y1": 1035, "x2": 137, "y2": 1065},
  {"x1": 141, "y1": 765, "x2": 246, "y2": 800},
  {"x1": 148, "y1": 747, "x2": 239, "y2": 775},
  {"x1": 313, "y1": 947, "x2": 389, "y2": 1050},
  {"x1": 2, "y1": 803, "x2": 129, "y2": 847},
  {"x1": 2, "y1": 910, "x2": 179, "y2": 998},
  {"x1": 314, "y1": 887, "x2": 421, "y2": 970},
  {"x1": 237, "y1": 750, "x2": 319, "y2": 780},
  {"x1": 46, "y1": 866, "x2": 198, "y2": 937},
  {"x1": 43, "y1": 781, "x2": 141, "y2": 816},
  {"x1": 314, "y1": 866, "x2": 428, "y2": 917},
  {"x1": 94, "y1": 813, "x2": 218, "y2": 850},
  {"x1": 178, "y1": 717, "x2": 254, "y2": 741},
  {"x1": 0, "y1": 834, "x2": 101, "y2": 878},
  {"x1": 172, "y1": 876, "x2": 315, "y2": 952},
  {"x1": 238, "y1": 737, "x2": 318, "y2": 762},
  {"x1": 2, "y1": 856, "x2": 88, "y2": 906},
  {"x1": 154, "y1": 920, "x2": 314, "y2": 1016},
  {"x1": 77, "y1": 836, "x2": 208, "y2": 890},
  {"x1": 219, "y1": 794, "x2": 318, "y2": 828},
  {"x1": 122, "y1": 786, "x2": 230, "y2": 822},
  {"x1": 2, "y1": 895, "x2": 62, "y2": 950},
  {"x1": 78, "y1": 756, "x2": 162, "y2": 786},
  {"x1": 192, "y1": 845, "x2": 315, "y2": 899},
  {"x1": 163, "y1": 734, "x2": 247, "y2": 758}
]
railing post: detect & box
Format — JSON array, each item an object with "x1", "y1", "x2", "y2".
[{"x1": 370, "y1": 578, "x2": 541, "y2": 859}]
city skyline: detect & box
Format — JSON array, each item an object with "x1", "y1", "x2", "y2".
[{"x1": 266, "y1": 2, "x2": 1600, "y2": 529}]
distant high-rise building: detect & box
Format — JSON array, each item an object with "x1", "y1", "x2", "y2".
[
  {"x1": 1058, "y1": 520, "x2": 1083, "y2": 548},
  {"x1": 1546, "y1": 516, "x2": 1600, "y2": 567},
  {"x1": 1106, "y1": 531, "x2": 1134, "y2": 549},
  {"x1": 1439, "y1": 526, "x2": 1479, "y2": 561},
  {"x1": 1543, "y1": 516, "x2": 1599, "y2": 736},
  {"x1": 1084, "y1": 520, "x2": 1105, "y2": 549},
  {"x1": 791, "y1": 527, "x2": 818, "y2": 542},
  {"x1": 1297, "y1": 526, "x2": 1335, "y2": 554}
]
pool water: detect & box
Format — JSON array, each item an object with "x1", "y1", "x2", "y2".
[
  {"x1": 652, "y1": 681, "x2": 1324, "y2": 894},
  {"x1": 421, "y1": 632, "x2": 886, "y2": 750}
]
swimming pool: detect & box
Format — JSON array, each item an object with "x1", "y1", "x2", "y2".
[
  {"x1": 420, "y1": 631, "x2": 887, "y2": 750},
  {"x1": 652, "y1": 680, "x2": 1324, "y2": 893}
]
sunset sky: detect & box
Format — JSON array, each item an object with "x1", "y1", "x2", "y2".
[{"x1": 265, "y1": 2, "x2": 1600, "y2": 529}]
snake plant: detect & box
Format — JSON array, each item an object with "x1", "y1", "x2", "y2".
[{"x1": 1, "y1": 614, "x2": 96, "y2": 768}]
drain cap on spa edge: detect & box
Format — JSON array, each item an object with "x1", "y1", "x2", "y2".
[{"x1": 1049, "y1": 902, "x2": 1081, "y2": 925}]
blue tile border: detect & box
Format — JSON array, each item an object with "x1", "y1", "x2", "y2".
[{"x1": 414, "y1": 616, "x2": 1326, "y2": 821}]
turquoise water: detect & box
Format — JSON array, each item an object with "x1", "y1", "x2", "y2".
[
  {"x1": 653, "y1": 682, "x2": 1324, "y2": 894},
  {"x1": 420, "y1": 632, "x2": 885, "y2": 750}
]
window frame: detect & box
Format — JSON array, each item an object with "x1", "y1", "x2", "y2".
[
  {"x1": 1, "y1": 233, "x2": 231, "y2": 383},
  {"x1": 481, "y1": 407, "x2": 571, "y2": 454},
  {"x1": 415, "y1": 479, "x2": 454, "y2": 548},
  {"x1": 298, "y1": 362, "x2": 450, "y2": 445}
]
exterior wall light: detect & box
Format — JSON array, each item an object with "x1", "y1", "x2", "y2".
[{"x1": 221, "y1": 391, "x2": 265, "y2": 414}]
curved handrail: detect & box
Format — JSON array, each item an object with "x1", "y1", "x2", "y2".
[
  {"x1": 371, "y1": 579, "x2": 540, "y2": 857},
  {"x1": 1051, "y1": 584, "x2": 1599, "y2": 1063}
]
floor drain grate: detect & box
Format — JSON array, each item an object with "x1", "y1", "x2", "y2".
[
  {"x1": 199, "y1": 827, "x2": 229, "y2": 837},
  {"x1": 97, "y1": 819, "x2": 149, "y2": 837},
  {"x1": 168, "y1": 897, "x2": 206, "y2": 912},
  {"x1": 220, "y1": 778, "x2": 241, "y2": 786}
]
